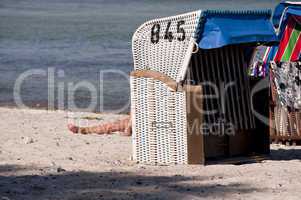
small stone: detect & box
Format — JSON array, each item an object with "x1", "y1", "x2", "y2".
[
  {"x1": 67, "y1": 157, "x2": 73, "y2": 160},
  {"x1": 139, "y1": 166, "x2": 146, "y2": 170},
  {"x1": 24, "y1": 137, "x2": 34, "y2": 144},
  {"x1": 113, "y1": 160, "x2": 121, "y2": 165},
  {"x1": 57, "y1": 167, "x2": 66, "y2": 173}
]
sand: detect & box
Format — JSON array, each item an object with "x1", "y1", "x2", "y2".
[{"x1": 0, "y1": 107, "x2": 301, "y2": 200}]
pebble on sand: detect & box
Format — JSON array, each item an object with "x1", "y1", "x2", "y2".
[{"x1": 23, "y1": 137, "x2": 35, "y2": 144}]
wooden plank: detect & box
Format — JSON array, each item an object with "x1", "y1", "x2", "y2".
[
  {"x1": 271, "y1": 135, "x2": 301, "y2": 141},
  {"x1": 130, "y1": 70, "x2": 178, "y2": 91},
  {"x1": 229, "y1": 130, "x2": 250, "y2": 156},
  {"x1": 184, "y1": 85, "x2": 205, "y2": 164}
]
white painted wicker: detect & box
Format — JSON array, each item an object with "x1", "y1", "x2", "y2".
[
  {"x1": 131, "y1": 11, "x2": 201, "y2": 165},
  {"x1": 132, "y1": 11, "x2": 201, "y2": 81},
  {"x1": 131, "y1": 76, "x2": 188, "y2": 164}
]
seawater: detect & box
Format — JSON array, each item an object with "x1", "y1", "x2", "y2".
[{"x1": 0, "y1": 0, "x2": 279, "y2": 112}]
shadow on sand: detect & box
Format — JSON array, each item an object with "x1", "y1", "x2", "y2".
[
  {"x1": 2, "y1": 147, "x2": 300, "y2": 200},
  {"x1": 270, "y1": 147, "x2": 301, "y2": 161},
  {"x1": 0, "y1": 164, "x2": 263, "y2": 200}
]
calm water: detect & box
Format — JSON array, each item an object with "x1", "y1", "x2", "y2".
[{"x1": 0, "y1": 0, "x2": 280, "y2": 112}]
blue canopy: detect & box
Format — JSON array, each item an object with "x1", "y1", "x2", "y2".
[
  {"x1": 196, "y1": 10, "x2": 278, "y2": 49},
  {"x1": 273, "y1": 1, "x2": 301, "y2": 27},
  {"x1": 277, "y1": 7, "x2": 301, "y2": 38}
]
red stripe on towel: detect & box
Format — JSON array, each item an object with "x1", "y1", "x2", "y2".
[{"x1": 274, "y1": 18, "x2": 296, "y2": 61}]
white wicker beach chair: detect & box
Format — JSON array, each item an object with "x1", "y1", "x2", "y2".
[{"x1": 131, "y1": 10, "x2": 275, "y2": 165}]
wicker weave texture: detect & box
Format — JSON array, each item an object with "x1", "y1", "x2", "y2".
[
  {"x1": 131, "y1": 76, "x2": 188, "y2": 164},
  {"x1": 132, "y1": 11, "x2": 201, "y2": 81},
  {"x1": 271, "y1": 106, "x2": 301, "y2": 138},
  {"x1": 131, "y1": 11, "x2": 202, "y2": 165}
]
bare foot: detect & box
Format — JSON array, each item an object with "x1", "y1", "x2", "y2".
[
  {"x1": 118, "y1": 127, "x2": 132, "y2": 137},
  {"x1": 68, "y1": 124, "x2": 79, "y2": 134}
]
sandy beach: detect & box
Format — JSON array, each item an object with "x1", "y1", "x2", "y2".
[{"x1": 0, "y1": 107, "x2": 301, "y2": 200}]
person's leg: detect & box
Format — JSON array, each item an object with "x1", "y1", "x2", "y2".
[{"x1": 68, "y1": 116, "x2": 131, "y2": 136}]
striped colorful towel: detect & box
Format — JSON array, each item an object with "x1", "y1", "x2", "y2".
[{"x1": 274, "y1": 16, "x2": 301, "y2": 62}]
